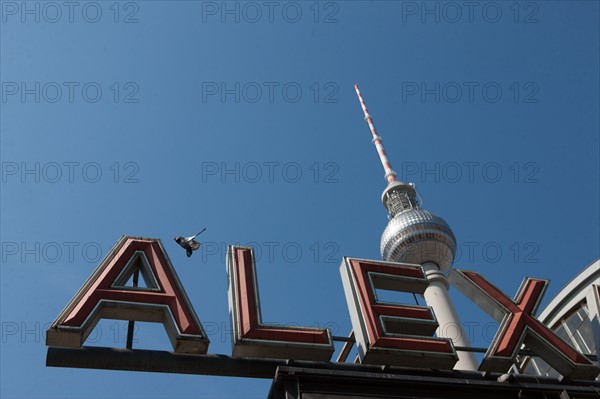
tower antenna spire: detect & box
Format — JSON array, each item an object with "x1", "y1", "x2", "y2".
[{"x1": 354, "y1": 84, "x2": 397, "y2": 184}]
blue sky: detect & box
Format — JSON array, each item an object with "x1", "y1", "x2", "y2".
[{"x1": 1, "y1": 1, "x2": 599, "y2": 397}]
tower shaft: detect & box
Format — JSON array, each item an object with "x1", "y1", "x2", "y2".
[{"x1": 422, "y1": 263, "x2": 479, "y2": 370}]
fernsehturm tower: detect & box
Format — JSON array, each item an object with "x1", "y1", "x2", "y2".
[{"x1": 354, "y1": 84, "x2": 478, "y2": 370}]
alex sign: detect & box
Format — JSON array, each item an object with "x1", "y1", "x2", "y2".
[{"x1": 46, "y1": 236, "x2": 600, "y2": 380}]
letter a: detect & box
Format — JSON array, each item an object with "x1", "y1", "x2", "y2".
[{"x1": 46, "y1": 236, "x2": 209, "y2": 354}]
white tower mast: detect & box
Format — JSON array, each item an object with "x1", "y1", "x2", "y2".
[{"x1": 354, "y1": 84, "x2": 478, "y2": 371}]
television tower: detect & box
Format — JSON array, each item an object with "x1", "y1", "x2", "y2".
[{"x1": 354, "y1": 84, "x2": 478, "y2": 371}]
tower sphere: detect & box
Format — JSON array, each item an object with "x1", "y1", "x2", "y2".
[{"x1": 380, "y1": 208, "x2": 456, "y2": 273}]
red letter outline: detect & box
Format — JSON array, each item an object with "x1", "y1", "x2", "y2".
[
  {"x1": 340, "y1": 257, "x2": 458, "y2": 369},
  {"x1": 450, "y1": 269, "x2": 599, "y2": 379},
  {"x1": 46, "y1": 236, "x2": 209, "y2": 354},
  {"x1": 227, "y1": 246, "x2": 334, "y2": 361}
]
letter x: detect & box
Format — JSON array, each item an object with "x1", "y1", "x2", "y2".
[{"x1": 450, "y1": 270, "x2": 599, "y2": 380}]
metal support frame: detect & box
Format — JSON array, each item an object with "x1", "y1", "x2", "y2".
[
  {"x1": 125, "y1": 268, "x2": 140, "y2": 350},
  {"x1": 336, "y1": 331, "x2": 355, "y2": 363},
  {"x1": 268, "y1": 366, "x2": 600, "y2": 399}
]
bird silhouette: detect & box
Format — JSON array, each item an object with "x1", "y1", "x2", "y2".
[{"x1": 174, "y1": 228, "x2": 206, "y2": 257}]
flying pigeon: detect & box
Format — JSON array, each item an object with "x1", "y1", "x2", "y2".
[{"x1": 174, "y1": 228, "x2": 206, "y2": 257}]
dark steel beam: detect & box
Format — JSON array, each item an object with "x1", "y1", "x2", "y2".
[
  {"x1": 47, "y1": 346, "x2": 600, "y2": 388},
  {"x1": 47, "y1": 346, "x2": 284, "y2": 378},
  {"x1": 47, "y1": 346, "x2": 438, "y2": 379},
  {"x1": 331, "y1": 334, "x2": 354, "y2": 343}
]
